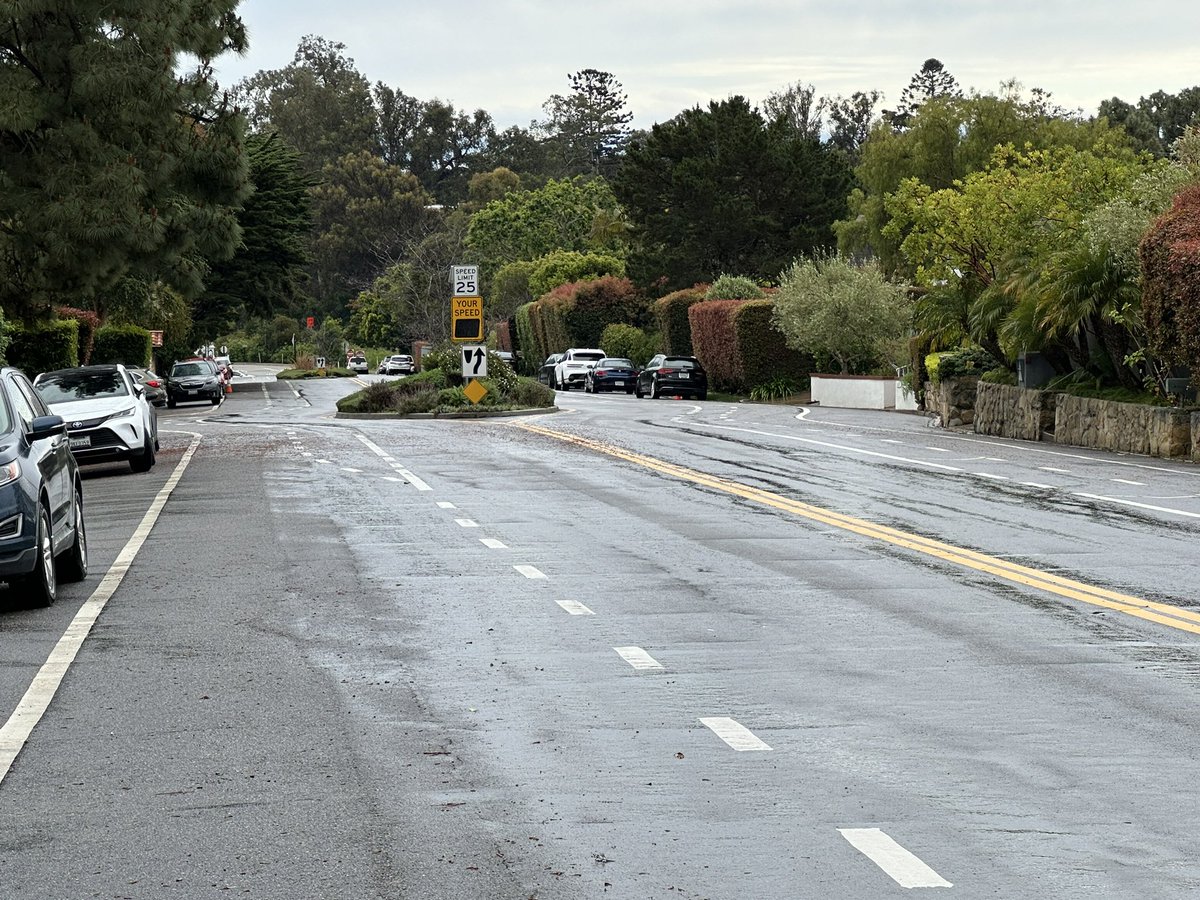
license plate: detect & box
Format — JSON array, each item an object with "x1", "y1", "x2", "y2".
[
  {"x1": 187, "y1": 389, "x2": 198, "y2": 395},
  {"x1": 613, "y1": 380, "x2": 624, "y2": 387},
  {"x1": 678, "y1": 373, "x2": 689, "y2": 379},
  {"x1": 69, "y1": 436, "x2": 91, "y2": 449}
]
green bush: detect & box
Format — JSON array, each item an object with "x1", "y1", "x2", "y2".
[
  {"x1": 514, "y1": 302, "x2": 538, "y2": 374},
  {"x1": 749, "y1": 376, "x2": 801, "y2": 401},
  {"x1": 934, "y1": 347, "x2": 1002, "y2": 382},
  {"x1": 56, "y1": 307, "x2": 100, "y2": 364},
  {"x1": 706, "y1": 274, "x2": 765, "y2": 301},
  {"x1": 7, "y1": 319, "x2": 79, "y2": 376},
  {"x1": 92, "y1": 324, "x2": 152, "y2": 367},
  {"x1": 600, "y1": 323, "x2": 658, "y2": 366},
  {"x1": 510, "y1": 378, "x2": 555, "y2": 408},
  {"x1": 980, "y1": 367, "x2": 1018, "y2": 385},
  {"x1": 528, "y1": 250, "x2": 625, "y2": 298}
]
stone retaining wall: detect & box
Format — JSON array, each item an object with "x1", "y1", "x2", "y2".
[
  {"x1": 1054, "y1": 394, "x2": 1193, "y2": 459},
  {"x1": 974, "y1": 383, "x2": 1055, "y2": 442},
  {"x1": 927, "y1": 377, "x2": 979, "y2": 426},
  {"x1": 970, "y1": 384, "x2": 1199, "y2": 462}
]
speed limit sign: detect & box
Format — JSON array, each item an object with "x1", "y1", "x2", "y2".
[{"x1": 452, "y1": 265, "x2": 479, "y2": 297}]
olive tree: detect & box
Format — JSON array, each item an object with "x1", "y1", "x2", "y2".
[{"x1": 773, "y1": 255, "x2": 911, "y2": 374}]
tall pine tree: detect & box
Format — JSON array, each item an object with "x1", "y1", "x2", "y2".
[{"x1": 0, "y1": 0, "x2": 252, "y2": 319}]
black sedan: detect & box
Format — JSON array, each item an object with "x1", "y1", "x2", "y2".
[
  {"x1": 0, "y1": 366, "x2": 88, "y2": 606},
  {"x1": 584, "y1": 358, "x2": 638, "y2": 394},
  {"x1": 166, "y1": 359, "x2": 223, "y2": 407},
  {"x1": 635, "y1": 354, "x2": 709, "y2": 400}
]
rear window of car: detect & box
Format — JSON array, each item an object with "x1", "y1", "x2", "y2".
[
  {"x1": 350, "y1": 356, "x2": 366, "y2": 363},
  {"x1": 36, "y1": 370, "x2": 129, "y2": 403},
  {"x1": 572, "y1": 352, "x2": 605, "y2": 362},
  {"x1": 663, "y1": 358, "x2": 700, "y2": 368},
  {"x1": 598, "y1": 359, "x2": 633, "y2": 368}
]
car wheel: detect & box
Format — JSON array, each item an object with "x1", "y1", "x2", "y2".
[
  {"x1": 635, "y1": 383, "x2": 644, "y2": 398},
  {"x1": 167, "y1": 397, "x2": 176, "y2": 409},
  {"x1": 130, "y1": 432, "x2": 155, "y2": 473},
  {"x1": 650, "y1": 379, "x2": 660, "y2": 399},
  {"x1": 18, "y1": 502, "x2": 57, "y2": 607},
  {"x1": 626, "y1": 388, "x2": 635, "y2": 394},
  {"x1": 58, "y1": 484, "x2": 88, "y2": 583},
  {"x1": 696, "y1": 390, "x2": 708, "y2": 401},
  {"x1": 210, "y1": 395, "x2": 221, "y2": 406}
]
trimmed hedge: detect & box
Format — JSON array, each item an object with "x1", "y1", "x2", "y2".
[
  {"x1": 563, "y1": 276, "x2": 647, "y2": 349},
  {"x1": 7, "y1": 319, "x2": 79, "y2": 376},
  {"x1": 733, "y1": 300, "x2": 811, "y2": 392},
  {"x1": 92, "y1": 324, "x2": 152, "y2": 367},
  {"x1": 56, "y1": 306, "x2": 101, "y2": 365},
  {"x1": 528, "y1": 250, "x2": 625, "y2": 298},
  {"x1": 654, "y1": 286, "x2": 707, "y2": 356},
  {"x1": 689, "y1": 299, "x2": 746, "y2": 392},
  {"x1": 514, "y1": 302, "x2": 538, "y2": 374}
]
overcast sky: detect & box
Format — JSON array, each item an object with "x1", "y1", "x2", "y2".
[{"x1": 212, "y1": 1, "x2": 1200, "y2": 129}]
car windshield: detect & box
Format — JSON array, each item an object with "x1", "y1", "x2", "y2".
[
  {"x1": 36, "y1": 370, "x2": 128, "y2": 403},
  {"x1": 172, "y1": 363, "x2": 208, "y2": 377},
  {"x1": 598, "y1": 359, "x2": 633, "y2": 368},
  {"x1": 663, "y1": 358, "x2": 699, "y2": 369}
]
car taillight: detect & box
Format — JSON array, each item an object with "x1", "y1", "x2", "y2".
[
  {"x1": 594, "y1": 369, "x2": 607, "y2": 376},
  {"x1": 660, "y1": 368, "x2": 676, "y2": 375},
  {"x1": 147, "y1": 380, "x2": 160, "y2": 387}
]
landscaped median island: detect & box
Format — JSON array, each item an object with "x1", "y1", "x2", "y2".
[{"x1": 334, "y1": 346, "x2": 556, "y2": 419}]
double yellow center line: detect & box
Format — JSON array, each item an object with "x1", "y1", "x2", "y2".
[{"x1": 514, "y1": 422, "x2": 1200, "y2": 637}]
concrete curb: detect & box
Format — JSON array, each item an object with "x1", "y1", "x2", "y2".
[{"x1": 335, "y1": 406, "x2": 559, "y2": 421}]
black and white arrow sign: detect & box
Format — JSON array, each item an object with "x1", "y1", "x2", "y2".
[{"x1": 460, "y1": 345, "x2": 488, "y2": 378}]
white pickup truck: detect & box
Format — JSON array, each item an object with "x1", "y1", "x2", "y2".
[{"x1": 553, "y1": 348, "x2": 606, "y2": 390}]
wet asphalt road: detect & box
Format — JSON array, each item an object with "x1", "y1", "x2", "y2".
[{"x1": 2, "y1": 369, "x2": 1200, "y2": 899}]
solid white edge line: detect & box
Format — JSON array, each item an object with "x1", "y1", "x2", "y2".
[
  {"x1": 0, "y1": 430, "x2": 204, "y2": 785},
  {"x1": 1074, "y1": 492, "x2": 1200, "y2": 519},
  {"x1": 698, "y1": 716, "x2": 772, "y2": 751},
  {"x1": 838, "y1": 828, "x2": 953, "y2": 889}
]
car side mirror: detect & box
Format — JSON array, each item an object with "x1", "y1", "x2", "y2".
[{"x1": 29, "y1": 414, "x2": 66, "y2": 441}]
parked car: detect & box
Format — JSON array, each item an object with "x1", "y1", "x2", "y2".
[
  {"x1": 635, "y1": 355, "x2": 708, "y2": 400},
  {"x1": 0, "y1": 367, "x2": 88, "y2": 606},
  {"x1": 165, "y1": 359, "x2": 224, "y2": 408},
  {"x1": 128, "y1": 366, "x2": 167, "y2": 407},
  {"x1": 34, "y1": 364, "x2": 159, "y2": 472},
  {"x1": 347, "y1": 355, "x2": 369, "y2": 374},
  {"x1": 538, "y1": 354, "x2": 564, "y2": 386},
  {"x1": 585, "y1": 358, "x2": 638, "y2": 394},
  {"x1": 553, "y1": 348, "x2": 606, "y2": 390},
  {"x1": 383, "y1": 355, "x2": 416, "y2": 376}
]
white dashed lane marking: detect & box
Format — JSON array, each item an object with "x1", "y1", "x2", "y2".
[
  {"x1": 1040, "y1": 466, "x2": 1072, "y2": 474},
  {"x1": 455, "y1": 518, "x2": 479, "y2": 528},
  {"x1": 614, "y1": 646, "x2": 663, "y2": 670},
  {"x1": 699, "y1": 717, "x2": 772, "y2": 752},
  {"x1": 437, "y1": 501, "x2": 456, "y2": 509},
  {"x1": 514, "y1": 565, "x2": 547, "y2": 579},
  {"x1": 480, "y1": 538, "x2": 508, "y2": 549},
  {"x1": 1112, "y1": 478, "x2": 1145, "y2": 486},
  {"x1": 1021, "y1": 482, "x2": 1054, "y2": 489},
  {"x1": 555, "y1": 600, "x2": 594, "y2": 615},
  {"x1": 838, "y1": 828, "x2": 953, "y2": 889},
  {"x1": 355, "y1": 433, "x2": 432, "y2": 490}
]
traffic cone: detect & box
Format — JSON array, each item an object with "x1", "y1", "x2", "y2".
[{"x1": 225, "y1": 381, "x2": 233, "y2": 395}]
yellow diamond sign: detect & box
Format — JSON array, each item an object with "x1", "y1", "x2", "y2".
[{"x1": 463, "y1": 379, "x2": 488, "y2": 405}]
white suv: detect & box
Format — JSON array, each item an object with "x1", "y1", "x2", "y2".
[{"x1": 553, "y1": 348, "x2": 606, "y2": 390}]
